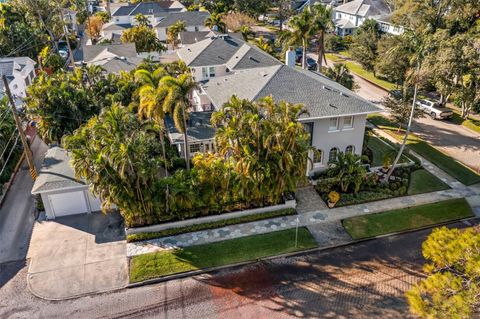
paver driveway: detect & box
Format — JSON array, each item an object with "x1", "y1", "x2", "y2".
[{"x1": 27, "y1": 212, "x2": 127, "y2": 300}]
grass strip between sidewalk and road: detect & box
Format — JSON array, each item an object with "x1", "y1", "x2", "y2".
[
  {"x1": 450, "y1": 111, "x2": 480, "y2": 134},
  {"x1": 368, "y1": 114, "x2": 480, "y2": 186},
  {"x1": 127, "y1": 208, "x2": 297, "y2": 242},
  {"x1": 342, "y1": 198, "x2": 474, "y2": 240},
  {"x1": 129, "y1": 227, "x2": 318, "y2": 283},
  {"x1": 407, "y1": 169, "x2": 450, "y2": 195}
]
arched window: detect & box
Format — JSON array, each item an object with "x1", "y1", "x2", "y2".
[
  {"x1": 329, "y1": 147, "x2": 338, "y2": 162},
  {"x1": 345, "y1": 145, "x2": 355, "y2": 154},
  {"x1": 313, "y1": 149, "x2": 322, "y2": 165}
]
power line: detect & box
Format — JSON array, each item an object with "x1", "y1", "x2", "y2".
[
  {"x1": 0, "y1": 134, "x2": 20, "y2": 178},
  {"x1": 0, "y1": 128, "x2": 18, "y2": 160}
]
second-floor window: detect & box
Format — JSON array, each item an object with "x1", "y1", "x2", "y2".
[
  {"x1": 202, "y1": 67, "x2": 209, "y2": 78},
  {"x1": 343, "y1": 116, "x2": 354, "y2": 129},
  {"x1": 328, "y1": 117, "x2": 339, "y2": 132},
  {"x1": 209, "y1": 66, "x2": 216, "y2": 77}
]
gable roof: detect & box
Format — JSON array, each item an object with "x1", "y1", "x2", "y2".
[
  {"x1": 95, "y1": 56, "x2": 142, "y2": 74},
  {"x1": 335, "y1": 0, "x2": 390, "y2": 17},
  {"x1": 112, "y1": 1, "x2": 182, "y2": 17},
  {"x1": 154, "y1": 11, "x2": 210, "y2": 27},
  {"x1": 202, "y1": 65, "x2": 381, "y2": 119},
  {"x1": 179, "y1": 31, "x2": 214, "y2": 45},
  {"x1": 75, "y1": 43, "x2": 137, "y2": 63},
  {"x1": 31, "y1": 147, "x2": 86, "y2": 194},
  {"x1": 102, "y1": 23, "x2": 133, "y2": 31},
  {"x1": 177, "y1": 35, "x2": 282, "y2": 69}
]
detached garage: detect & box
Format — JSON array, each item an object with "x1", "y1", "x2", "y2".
[{"x1": 31, "y1": 147, "x2": 102, "y2": 219}]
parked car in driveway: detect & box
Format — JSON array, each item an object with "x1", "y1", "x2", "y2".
[
  {"x1": 306, "y1": 57, "x2": 317, "y2": 70},
  {"x1": 415, "y1": 99, "x2": 454, "y2": 120}
]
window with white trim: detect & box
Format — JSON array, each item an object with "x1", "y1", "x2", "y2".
[
  {"x1": 209, "y1": 66, "x2": 216, "y2": 77},
  {"x1": 328, "y1": 117, "x2": 339, "y2": 131},
  {"x1": 345, "y1": 145, "x2": 354, "y2": 154},
  {"x1": 343, "y1": 116, "x2": 354, "y2": 129},
  {"x1": 329, "y1": 147, "x2": 338, "y2": 162},
  {"x1": 190, "y1": 143, "x2": 201, "y2": 154},
  {"x1": 201, "y1": 67, "x2": 209, "y2": 78}
]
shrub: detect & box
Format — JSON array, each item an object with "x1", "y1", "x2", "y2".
[{"x1": 328, "y1": 191, "x2": 340, "y2": 204}]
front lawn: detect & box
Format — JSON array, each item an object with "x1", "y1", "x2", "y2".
[
  {"x1": 129, "y1": 228, "x2": 317, "y2": 283},
  {"x1": 127, "y1": 208, "x2": 297, "y2": 242},
  {"x1": 450, "y1": 111, "x2": 480, "y2": 134},
  {"x1": 366, "y1": 134, "x2": 410, "y2": 167},
  {"x1": 342, "y1": 198, "x2": 474, "y2": 240},
  {"x1": 342, "y1": 61, "x2": 396, "y2": 91},
  {"x1": 408, "y1": 169, "x2": 450, "y2": 195}
]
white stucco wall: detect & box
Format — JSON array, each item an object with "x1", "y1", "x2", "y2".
[
  {"x1": 302, "y1": 114, "x2": 367, "y2": 173},
  {"x1": 190, "y1": 65, "x2": 228, "y2": 82}
]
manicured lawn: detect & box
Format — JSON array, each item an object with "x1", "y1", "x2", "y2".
[
  {"x1": 127, "y1": 208, "x2": 297, "y2": 242},
  {"x1": 325, "y1": 53, "x2": 345, "y2": 63},
  {"x1": 129, "y1": 228, "x2": 318, "y2": 282},
  {"x1": 342, "y1": 198, "x2": 474, "y2": 240},
  {"x1": 368, "y1": 114, "x2": 480, "y2": 186},
  {"x1": 342, "y1": 61, "x2": 396, "y2": 91},
  {"x1": 450, "y1": 111, "x2": 480, "y2": 134},
  {"x1": 407, "y1": 169, "x2": 450, "y2": 195},
  {"x1": 338, "y1": 50, "x2": 352, "y2": 59},
  {"x1": 366, "y1": 134, "x2": 409, "y2": 167}
]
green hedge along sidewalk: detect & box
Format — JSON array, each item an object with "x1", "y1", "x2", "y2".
[
  {"x1": 342, "y1": 198, "x2": 474, "y2": 240},
  {"x1": 130, "y1": 227, "x2": 317, "y2": 283}
]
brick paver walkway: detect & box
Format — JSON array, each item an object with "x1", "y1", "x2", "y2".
[{"x1": 127, "y1": 130, "x2": 480, "y2": 257}]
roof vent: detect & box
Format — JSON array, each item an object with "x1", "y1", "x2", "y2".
[
  {"x1": 329, "y1": 104, "x2": 337, "y2": 109},
  {"x1": 249, "y1": 56, "x2": 260, "y2": 63},
  {"x1": 260, "y1": 71, "x2": 268, "y2": 77}
]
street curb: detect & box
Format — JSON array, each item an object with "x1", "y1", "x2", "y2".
[{"x1": 126, "y1": 215, "x2": 478, "y2": 289}]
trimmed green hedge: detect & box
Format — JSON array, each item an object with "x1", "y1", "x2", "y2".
[{"x1": 127, "y1": 208, "x2": 297, "y2": 242}]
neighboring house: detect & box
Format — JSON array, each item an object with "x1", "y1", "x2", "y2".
[
  {"x1": 110, "y1": 1, "x2": 186, "y2": 26},
  {"x1": 0, "y1": 57, "x2": 36, "y2": 101},
  {"x1": 31, "y1": 147, "x2": 103, "y2": 219},
  {"x1": 153, "y1": 11, "x2": 210, "y2": 42},
  {"x1": 177, "y1": 35, "x2": 282, "y2": 83},
  {"x1": 333, "y1": 0, "x2": 403, "y2": 36},
  {"x1": 62, "y1": 8, "x2": 78, "y2": 33},
  {"x1": 172, "y1": 35, "x2": 381, "y2": 174},
  {"x1": 178, "y1": 30, "x2": 215, "y2": 47},
  {"x1": 101, "y1": 22, "x2": 132, "y2": 40},
  {"x1": 73, "y1": 43, "x2": 142, "y2": 73},
  {"x1": 376, "y1": 14, "x2": 405, "y2": 35}
]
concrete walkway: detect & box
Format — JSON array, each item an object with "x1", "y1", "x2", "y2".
[{"x1": 127, "y1": 183, "x2": 479, "y2": 257}]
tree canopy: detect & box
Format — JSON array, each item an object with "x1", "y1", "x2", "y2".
[{"x1": 121, "y1": 25, "x2": 166, "y2": 53}]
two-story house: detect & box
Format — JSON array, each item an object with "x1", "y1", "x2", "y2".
[
  {"x1": 153, "y1": 11, "x2": 210, "y2": 42},
  {"x1": 333, "y1": 0, "x2": 403, "y2": 36},
  {"x1": 0, "y1": 57, "x2": 36, "y2": 104},
  {"x1": 172, "y1": 35, "x2": 381, "y2": 174}
]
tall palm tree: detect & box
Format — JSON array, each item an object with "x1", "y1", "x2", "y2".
[
  {"x1": 157, "y1": 74, "x2": 198, "y2": 170},
  {"x1": 134, "y1": 14, "x2": 150, "y2": 27},
  {"x1": 281, "y1": 8, "x2": 314, "y2": 69},
  {"x1": 135, "y1": 67, "x2": 170, "y2": 175},
  {"x1": 167, "y1": 20, "x2": 187, "y2": 49},
  {"x1": 205, "y1": 13, "x2": 226, "y2": 33},
  {"x1": 311, "y1": 4, "x2": 334, "y2": 71},
  {"x1": 384, "y1": 31, "x2": 425, "y2": 182}
]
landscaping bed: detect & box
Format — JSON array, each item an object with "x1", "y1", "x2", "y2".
[
  {"x1": 342, "y1": 198, "x2": 474, "y2": 240},
  {"x1": 129, "y1": 227, "x2": 317, "y2": 283},
  {"x1": 368, "y1": 114, "x2": 480, "y2": 186},
  {"x1": 127, "y1": 208, "x2": 297, "y2": 242}
]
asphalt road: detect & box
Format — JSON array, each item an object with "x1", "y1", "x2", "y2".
[
  {"x1": 4, "y1": 222, "x2": 476, "y2": 319},
  {"x1": 319, "y1": 54, "x2": 480, "y2": 172},
  {"x1": 0, "y1": 138, "x2": 48, "y2": 264}
]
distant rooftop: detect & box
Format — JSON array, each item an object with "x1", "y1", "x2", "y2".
[
  {"x1": 335, "y1": 0, "x2": 391, "y2": 17},
  {"x1": 166, "y1": 112, "x2": 215, "y2": 143}
]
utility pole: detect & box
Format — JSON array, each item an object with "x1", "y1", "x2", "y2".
[
  {"x1": 58, "y1": 7, "x2": 76, "y2": 70},
  {"x1": 2, "y1": 75, "x2": 37, "y2": 181}
]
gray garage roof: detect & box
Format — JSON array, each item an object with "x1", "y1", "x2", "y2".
[
  {"x1": 31, "y1": 147, "x2": 85, "y2": 194},
  {"x1": 154, "y1": 11, "x2": 210, "y2": 27},
  {"x1": 74, "y1": 43, "x2": 137, "y2": 63},
  {"x1": 202, "y1": 65, "x2": 381, "y2": 119}
]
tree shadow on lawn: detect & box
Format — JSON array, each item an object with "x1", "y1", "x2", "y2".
[{"x1": 195, "y1": 234, "x2": 427, "y2": 319}]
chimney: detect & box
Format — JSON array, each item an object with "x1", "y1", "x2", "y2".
[{"x1": 285, "y1": 47, "x2": 295, "y2": 68}]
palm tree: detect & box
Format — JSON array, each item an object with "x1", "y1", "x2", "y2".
[
  {"x1": 157, "y1": 74, "x2": 198, "y2": 170},
  {"x1": 134, "y1": 14, "x2": 150, "y2": 27},
  {"x1": 239, "y1": 25, "x2": 254, "y2": 41},
  {"x1": 281, "y1": 8, "x2": 314, "y2": 69},
  {"x1": 323, "y1": 63, "x2": 357, "y2": 90},
  {"x1": 255, "y1": 36, "x2": 273, "y2": 54},
  {"x1": 135, "y1": 67, "x2": 170, "y2": 175},
  {"x1": 205, "y1": 13, "x2": 226, "y2": 33},
  {"x1": 311, "y1": 4, "x2": 334, "y2": 71},
  {"x1": 167, "y1": 20, "x2": 187, "y2": 49},
  {"x1": 384, "y1": 31, "x2": 425, "y2": 182}
]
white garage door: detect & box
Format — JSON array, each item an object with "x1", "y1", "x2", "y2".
[{"x1": 48, "y1": 191, "x2": 88, "y2": 217}]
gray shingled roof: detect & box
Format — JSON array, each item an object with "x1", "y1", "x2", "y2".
[
  {"x1": 177, "y1": 35, "x2": 282, "y2": 69},
  {"x1": 76, "y1": 43, "x2": 137, "y2": 63},
  {"x1": 335, "y1": 0, "x2": 390, "y2": 17},
  {"x1": 154, "y1": 11, "x2": 210, "y2": 27},
  {"x1": 165, "y1": 112, "x2": 215, "y2": 143},
  {"x1": 31, "y1": 147, "x2": 86, "y2": 194},
  {"x1": 203, "y1": 65, "x2": 381, "y2": 119},
  {"x1": 112, "y1": 1, "x2": 179, "y2": 17},
  {"x1": 100, "y1": 57, "x2": 142, "y2": 74},
  {"x1": 179, "y1": 31, "x2": 214, "y2": 45},
  {"x1": 102, "y1": 23, "x2": 132, "y2": 31}
]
